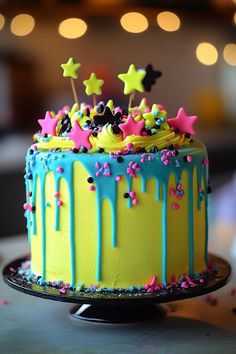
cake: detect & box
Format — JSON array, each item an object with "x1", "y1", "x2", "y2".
[{"x1": 23, "y1": 62, "x2": 210, "y2": 293}]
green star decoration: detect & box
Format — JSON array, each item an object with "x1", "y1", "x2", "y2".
[
  {"x1": 61, "y1": 57, "x2": 81, "y2": 79},
  {"x1": 118, "y1": 64, "x2": 146, "y2": 95},
  {"x1": 83, "y1": 73, "x2": 104, "y2": 96}
]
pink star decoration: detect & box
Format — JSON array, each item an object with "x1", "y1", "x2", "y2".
[
  {"x1": 38, "y1": 111, "x2": 59, "y2": 136},
  {"x1": 119, "y1": 114, "x2": 145, "y2": 140},
  {"x1": 67, "y1": 120, "x2": 92, "y2": 150},
  {"x1": 167, "y1": 107, "x2": 198, "y2": 136}
]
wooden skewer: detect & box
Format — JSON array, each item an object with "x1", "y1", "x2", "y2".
[
  {"x1": 93, "y1": 94, "x2": 97, "y2": 107},
  {"x1": 128, "y1": 91, "x2": 135, "y2": 111},
  {"x1": 70, "y1": 78, "x2": 79, "y2": 106}
]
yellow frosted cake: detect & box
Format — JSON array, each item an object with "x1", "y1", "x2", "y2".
[{"x1": 23, "y1": 62, "x2": 210, "y2": 293}]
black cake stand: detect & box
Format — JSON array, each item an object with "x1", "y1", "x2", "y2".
[{"x1": 3, "y1": 254, "x2": 231, "y2": 323}]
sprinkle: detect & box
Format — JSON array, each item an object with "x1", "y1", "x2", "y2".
[
  {"x1": 104, "y1": 162, "x2": 109, "y2": 168},
  {"x1": 89, "y1": 185, "x2": 96, "y2": 191},
  {"x1": 126, "y1": 142, "x2": 133, "y2": 149},
  {"x1": 123, "y1": 192, "x2": 129, "y2": 198},
  {"x1": 0, "y1": 298, "x2": 8, "y2": 305},
  {"x1": 23, "y1": 203, "x2": 30, "y2": 210},
  {"x1": 54, "y1": 191, "x2": 60, "y2": 198},
  {"x1": 95, "y1": 162, "x2": 101, "y2": 168},
  {"x1": 169, "y1": 188, "x2": 175, "y2": 196},
  {"x1": 129, "y1": 190, "x2": 136, "y2": 198},
  {"x1": 117, "y1": 156, "x2": 124, "y2": 163},
  {"x1": 96, "y1": 171, "x2": 101, "y2": 177},
  {"x1": 87, "y1": 176, "x2": 94, "y2": 184},
  {"x1": 172, "y1": 203, "x2": 180, "y2": 209},
  {"x1": 148, "y1": 156, "x2": 154, "y2": 161},
  {"x1": 57, "y1": 200, "x2": 63, "y2": 206},
  {"x1": 202, "y1": 159, "x2": 208, "y2": 166},
  {"x1": 115, "y1": 175, "x2": 121, "y2": 182},
  {"x1": 132, "y1": 199, "x2": 138, "y2": 205},
  {"x1": 56, "y1": 167, "x2": 64, "y2": 173}
]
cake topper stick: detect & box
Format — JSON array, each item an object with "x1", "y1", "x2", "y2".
[
  {"x1": 83, "y1": 73, "x2": 104, "y2": 107},
  {"x1": 61, "y1": 57, "x2": 81, "y2": 105},
  {"x1": 118, "y1": 64, "x2": 146, "y2": 111}
]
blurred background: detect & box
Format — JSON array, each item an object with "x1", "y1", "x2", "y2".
[{"x1": 0, "y1": 0, "x2": 235, "y2": 237}]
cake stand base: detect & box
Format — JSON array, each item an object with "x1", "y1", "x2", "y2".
[
  {"x1": 70, "y1": 304, "x2": 166, "y2": 323},
  {"x1": 2, "y1": 254, "x2": 231, "y2": 323}
]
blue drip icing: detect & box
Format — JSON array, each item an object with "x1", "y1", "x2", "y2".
[
  {"x1": 203, "y1": 171, "x2": 209, "y2": 265},
  {"x1": 32, "y1": 176, "x2": 37, "y2": 235},
  {"x1": 25, "y1": 140, "x2": 208, "y2": 285},
  {"x1": 54, "y1": 177, "x2": 60, "y2": 231},
  {"x1": 40, "y1": 174, "x2": 46, "y2": 279},
  {"x1": 161, "y1": 183, "x2": 168, "y2": 285},
  {"x1": 187, "y1": 168, "x2": 194, "y2": 276}
]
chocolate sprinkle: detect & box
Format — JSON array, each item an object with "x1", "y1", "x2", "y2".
[
  {"x1": 123, "y1": 192, "x2": 129, "y2": 198},
  {"x1": 117, "y1": 156, "x2": 124, "y2": 163},
  {"x1": 72, "y1": 148, "x2": 79, "y2": 154},
  {"x1": 87, "y1": 177, "x2": 94, "y2": 184}
]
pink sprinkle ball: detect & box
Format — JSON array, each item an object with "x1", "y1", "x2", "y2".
[
  {"x1": 115, "y1": 175, "x2": 121, "y2": 182},
  {"x1": 23, "y1": 203, "x2": 30, "y2": 210},
  {"x1": 96, "y1": 171, "x2": 101, "y2": 177},
  {"x1": 186, "y1": 155, "x2": 192, "y2": 163},
  {"x1": 0, "y1": 298, "x2": 8, "y2": 305},
  {"x1": 126, "y1": 142, "x2": 133, "y2": 149},
  {"x1": 89, "y1": 185, "x2": 96, "y2": 191},
  {"x1": 132, "y1": 199, "x2": 138, "y2": 205},
  {"x1": 104, "y1": 162, "x2": 109, "y2": 168},
  {"x1": 169, "y1": 188, "x2": 175, "y2": 196},
  {"x1": 56, "y1": 167, "x2": 64, "y2": 173},
  {"x1": 172, "y1": 203, "x2": 180, "y2": 210},
  {"x1": 129, "y1": 190, "x2": 136, "y2": 198},
  {"x1": 54, "y1": 191, "x2": 60, "y2": 198},
  {"x1": 95, "y1": 162, "x2": 101, "y2": 168},
  {"x1": 57, "y1": 200, "x2": 63, "y2": 207},
  {"x1": 198, "y1": 187, "x2": 203, "y2": 193}
]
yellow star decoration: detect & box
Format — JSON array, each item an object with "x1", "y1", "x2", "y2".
[
  {"x1": 129, "y1": 98, "x2": 149, "y2": 114},
  {"x1": 83, "y1": 73, "x2": 104, "y2": 96},
  {"x1": 61, "y1": 57, "x2": 81, "y2": 79},
  {"x1": 143, "y1": 104, "x2": 169, "y2": 130},
  {"x1": 118, "y1": 64, "x2": 146, "y2": 95}
]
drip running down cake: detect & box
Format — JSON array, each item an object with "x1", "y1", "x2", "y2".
[{"x1": 23, "y1": 62, "x2": 210, "y2": 293}]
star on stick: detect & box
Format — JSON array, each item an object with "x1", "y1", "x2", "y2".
[
  {"x1": 83, "y1": 73, "x2": 104, "y2": 106},
  {"x1": 118, "y1": 64, "x2": 146, "y2": 110},
  {"x1": 61, "y1": 57, "x2": 81, "y2": 105},
  {"x1": 119, "y1": 114, "x2": 144, "y2": 140},
  {"x1": 118, "y1": 64, "x2": 146, "y2": 95},
  {"x1": 67, "y1": 120, "x2": 92, "y2": 150},
  {"x1": 38, "y1": 111, "x2": 59, "y2": 136},
  {"x1": 167, "y1": 107, "x2": 198, "y2": 135}
]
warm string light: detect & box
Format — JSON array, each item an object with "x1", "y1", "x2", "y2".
[
  {"x1": 58, "y1": 18, "x2": 87, "y2": 39},
  {"x1": 0, "y1": 14, "x2": 5, "y2": 31},
  {"x1": 120, "y1": 12, "x2": 148, "y2": 33},
  {"x1": 223, "y1": 44, "x2": 236, "y2": 66},
  {"x1": 10, "y1": 14, "x2": 35, "y2": 36},
  {"x1": 157, "y1": 11, "x2": 181, "y2": 32},
  {"x1": 196, "y1": 42, "x2": 218, "y2": 65}
]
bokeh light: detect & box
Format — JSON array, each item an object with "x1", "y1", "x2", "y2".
[
  {"x1": 157, "y1": 11, "x2": 181, "y2": 32},
  {"x1": 10, "y1": 14, "x2": 35, "y2": 36},
  {"x1": 223, "y1": 44, "x2": 236, "y2": 66},
  {"x1": 120, "y1": 12, "x2": 148, "y2": 33},
  {"x1": 58, "y1": 18, "x2": 87, "y2": 39},
  {"x1": 196, "y1": 42, "x2": 218, "y2": 65},
  {"x1": 0, "y1": 14, "x2": 5, "y2": 31}
]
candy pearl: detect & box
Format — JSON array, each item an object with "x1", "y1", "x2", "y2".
[
  {"x1": 172, "y1": 203, "x2": 180, "y2": 209},
  {"x1": 104, "y1": 162, "x2": 109, "y2": 168},
  {"x1": 57, "y1": 200, "x2": 63, "y2": 207},
  {"x1": 95, "y1": 162, "x2": 101, "y2": 168},
  {"x1": 89, "y1": 185, "x2": 96, "y2": 191},
  {"x1": 126, "y1": 143, "x2": 133, "y2": 149},
  {"x1": 132, "y1": 199, "x2": 138, "y2": 205},
  {"x1": 56, "y1": 167, "x2": 64, "y2": 173},
  {"x1": 129, "y1": 190, "x2": 136, "y2": 198},
  {"x1": 115, "y1": 175, "x2": 121, "y2": 182},
  {"x1": 54, "y1": 191, "x2": 60, "y2": 198},
  {"x1": 186, "y1": 155, "x2": 192, "y2": 163}
]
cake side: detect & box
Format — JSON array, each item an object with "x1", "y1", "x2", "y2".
[{"x1": 25, "y1": 138, "x2": 208, "y2": 289}]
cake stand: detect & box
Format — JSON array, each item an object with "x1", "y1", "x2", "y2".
[{"x1": 3, "y1": 254, "x2": 231, "y2": 323}]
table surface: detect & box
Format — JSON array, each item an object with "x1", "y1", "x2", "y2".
[{"x1": 0, "y1": 226, "x2": 236, "y2": 354}]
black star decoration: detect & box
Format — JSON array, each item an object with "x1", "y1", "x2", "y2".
[
  {"x1": 142, "y1": 64, "x2": 162, "y2": 92},
  {"x1": 93, "y1": 107, "x2": 121, "y2": 126}
]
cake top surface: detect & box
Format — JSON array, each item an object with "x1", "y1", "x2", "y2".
[{"x1": 33, "y1": 60, "x2": 198, "y2": 154}]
